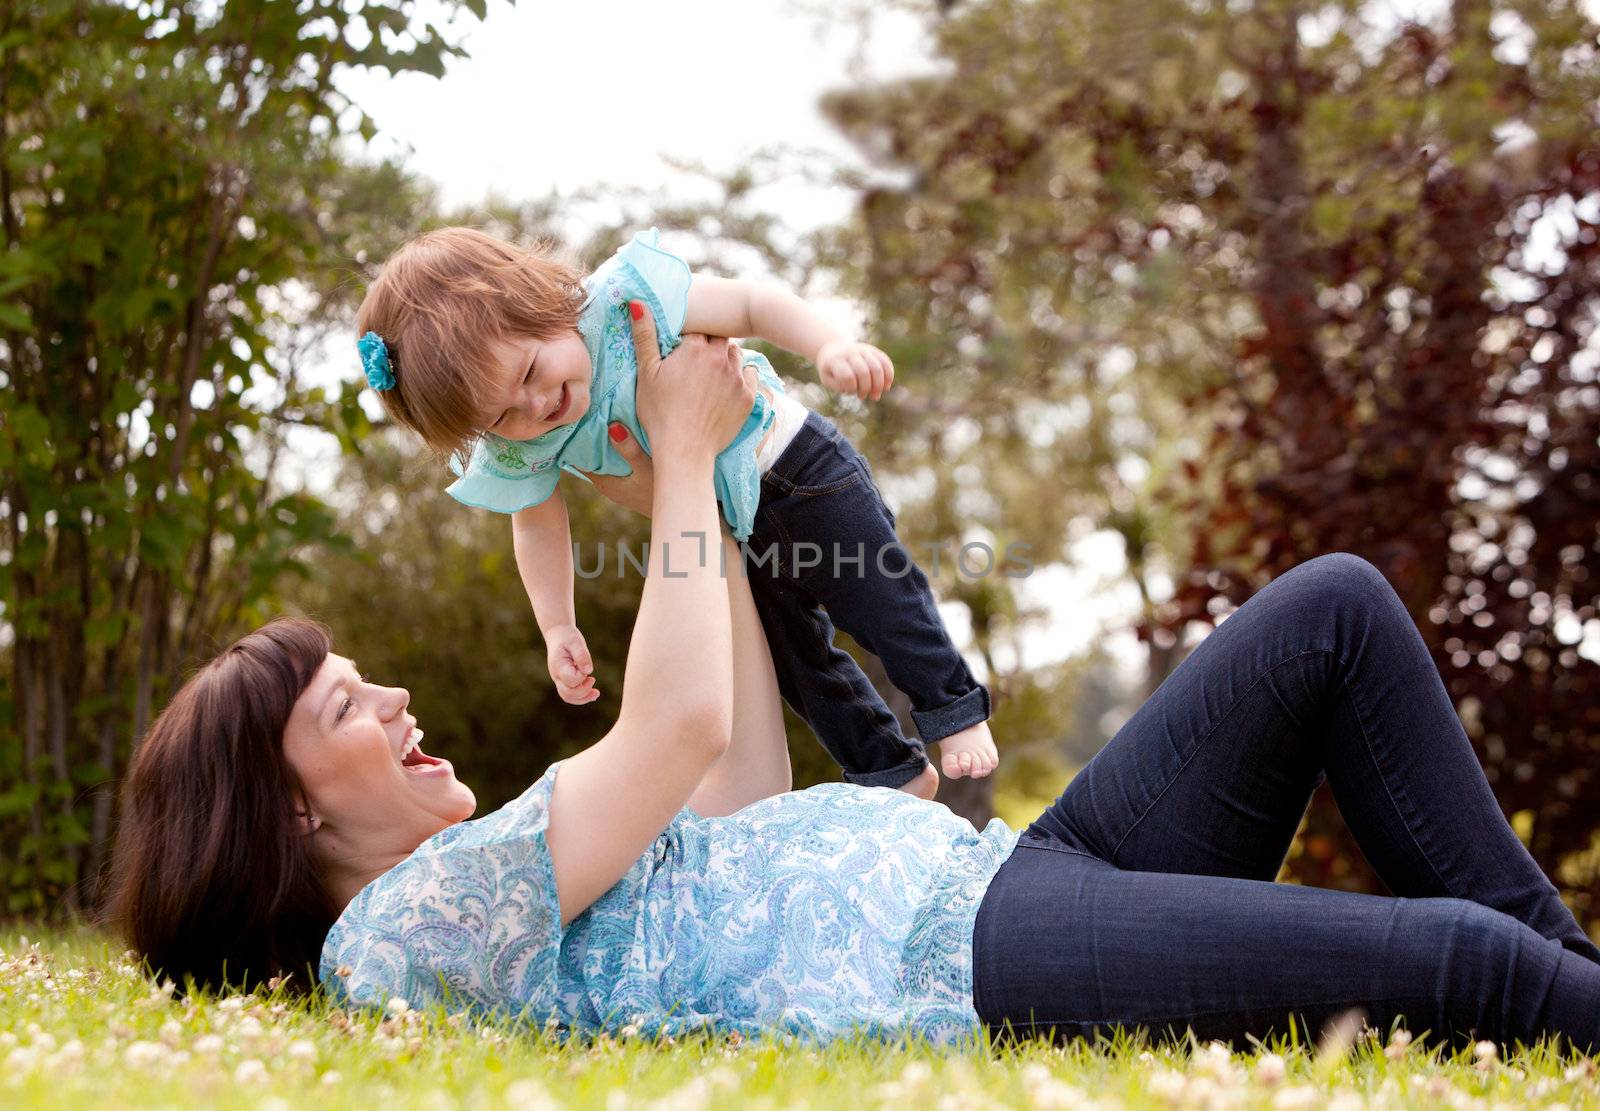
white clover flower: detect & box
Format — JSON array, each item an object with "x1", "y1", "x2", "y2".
[
  {"x1": 1145, "y1": 1068, "x2": 1187, "y2": 1102},
  {"x1": 900, "y1": 1060, "x2": 933, "y2": 1089},
  {"x1": 286, "y1": 1039, "x2": 317, "y2": 1063},
  {"x1": 385, "y1": 997, "x2": 410, "y2": 1017},
  {"x1": 1384, "y1": 1029, "x2": 1413, "y2": 1060},
  {"x1": 122, "y1": 1040, "x2": 167, "y2": 1069},
  {"x1": 1255, "y1": 1053, "x2": 1288, "y2": 1085},
  {"x1": 1423, "y1": 1076, "x2": 1458, "y2": 1100},
  {"x1": 1021, "y1": 1067, "x2": 1092, "y2": 1111},
  {"x1": 4, "y1": 1046, "x2": 41, "y2": 1073},
  {"x1": 194, "y1": 1034, "x2": 224, "y2": 1055},
  {"x1": 217, "y1": 997, "x2": 246, "y2": 1014},
  {"x1": 1474, "y1": 1039, "x2": 1498, "y2": 1062},
  {"x1": 53, "y1": 1039, "x2": 83, "y2": 1063},
  {"x1": 234, "y1": 1058, "x2": 268, "y2": 1084},
  {"x1": 158, "y1": 1019, "x2": 182, "y2": 1045},
  {"x1": 1327, "y1": 1091, "x2": 1365, "y2": 1111},
  {"x1": 321, "y1": 1069, "x2": 342, "y2": 1086},
  {"x1": 234, "y1": 1015, "x2": 264, "y2": 1038},
  {"x1": 505, "y1": 1077, "x2": 559, "y2": 1111},
  {"x1": 1271, "y1": 1084, "x2": 1321, "y2": 1110}
]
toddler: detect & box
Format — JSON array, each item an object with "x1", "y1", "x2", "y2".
[{"x1": 355, "y1": 227, "x2": 998, "y2": 790}]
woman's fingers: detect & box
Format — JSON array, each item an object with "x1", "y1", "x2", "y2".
[
  {"x1": 591, "y1": 424, "x2": 657, "y2": 516},
  {"x1": 628, "y1": 301, "x2": 661, "y2": 376},
  {"x1": 636, "y1": 324, "x2": 753, "y2": 454}
]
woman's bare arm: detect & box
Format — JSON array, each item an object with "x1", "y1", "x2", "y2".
[
  {"x1": 591, "y1": 432, "x2": 792, "y2": 816},
  {"x1": 544, "y1": 310, "x2": 755, "y2": 924},
  {"x1": 686, "y1": 534, "x2": 791, "y2": 815}
]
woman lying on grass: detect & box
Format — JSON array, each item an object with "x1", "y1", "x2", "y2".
[{"x1": 107, "y1": 310, "x2": 1600, "y2": 1054}]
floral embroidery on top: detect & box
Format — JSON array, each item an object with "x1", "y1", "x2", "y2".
[{"x1": 493, "y1": 442, "x2": 527, "y2": 471}]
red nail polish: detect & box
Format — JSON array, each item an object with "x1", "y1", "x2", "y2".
[
  {"x1": 628, "y1": 301, "x2": 643, "y2": 321},
  {"x1": 608, "y1": 423, "x2": 627, "y2": 442}
]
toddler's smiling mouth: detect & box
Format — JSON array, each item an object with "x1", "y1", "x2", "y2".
[{"x1": 544, "y1": 384, "x2": 572, "y2": 423}]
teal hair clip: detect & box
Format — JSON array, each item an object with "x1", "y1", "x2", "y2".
[{"x1": 358, "y1": 331, "x2": 395, "y2": 391}]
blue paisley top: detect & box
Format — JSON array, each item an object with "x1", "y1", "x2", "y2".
[
  {"x1": 444, "y1": 229, "x2": 785, "y2": 540},
  {"x1": 320, "y1": 764, "x2": 1020, "y2": 1044}
]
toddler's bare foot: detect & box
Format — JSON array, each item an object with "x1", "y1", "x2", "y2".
[
  {"x1": 937, "y1": 722, "x2": 999, "y2": 780},
  {"x1": 898, "y1": 762, "x2": 940, "y2": 800}
]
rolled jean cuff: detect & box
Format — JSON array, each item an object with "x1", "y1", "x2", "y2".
[
  {"x1": 843, "y1": 753, "x2": 929, "y2": 790},
  {"x1": 912, "y1": 686, "x2": 991, "y2": 743}
]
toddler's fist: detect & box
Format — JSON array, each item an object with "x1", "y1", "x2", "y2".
[
  {"x1": 545, "y1": 623, "x2": 599, "y2": 705},
  {"x1": 818, "y1": 340, "x2": 894, "y2": 401}
]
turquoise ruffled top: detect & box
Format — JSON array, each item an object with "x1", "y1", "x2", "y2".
[
  {"x1": 445, "y1": 229, "x2": 784, "y2": 541},
  {"x1": 320, "y1": 764, "x2": 1020, "y2": 1045}
]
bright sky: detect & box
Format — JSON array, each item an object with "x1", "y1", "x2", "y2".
[
  {"x1": 335, "y1": 0, "x2": 930, "y2": 228},
  {"x1": 325, "y1": 0, "x2": 1169, "y2": 682}
]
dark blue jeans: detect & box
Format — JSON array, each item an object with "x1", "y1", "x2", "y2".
[
  {"x1": 743, "y1": 412, "x2": 990, "y2": 789},
  {"x1": 972, "y1": 554, "x2": 1600, "y2": 1053}
]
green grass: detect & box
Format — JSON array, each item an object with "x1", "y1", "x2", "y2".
[{"x1": 3, "y1": 930, "x2": 1596, "y2": 1110}]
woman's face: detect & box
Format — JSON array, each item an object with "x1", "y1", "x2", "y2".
[{"x1": 282, "y1": 654, "x2": 475, "y2": 861}]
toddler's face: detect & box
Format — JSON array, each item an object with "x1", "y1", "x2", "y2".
[{"x1": 481, "y1": 330, "x2": 592, "y2": 441}]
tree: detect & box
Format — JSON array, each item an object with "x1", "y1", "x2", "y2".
[
  {"x1": 0, "y1": 0, "x2": 487, "y2": 915},
  {"x1": 815, "y1": 0, "x2": 1598, "y2": 922}
]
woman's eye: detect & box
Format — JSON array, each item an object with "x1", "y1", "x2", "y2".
[{"x1": 336, "y1": 697, "x2": 353, "y2": 723}]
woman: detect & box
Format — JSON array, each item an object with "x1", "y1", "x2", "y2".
[{"x1": 108, "y1": 311, "x2": 1600, "y2": 1053}]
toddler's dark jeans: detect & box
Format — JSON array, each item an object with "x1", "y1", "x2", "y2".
[
  {"x1": 742, "y1": 412, "x2": 990, "y2": 789},
  {"x1": 972, "y1": 553, "x2": 1600, "y2": 1054}
]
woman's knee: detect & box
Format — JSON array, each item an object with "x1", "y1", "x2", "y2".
[
  {"x1": 1416, "y1": 899, "x2": 1535, "y2": 1003},
  {"x1": 1280, "y1": 553, "x2": 1404, "y2": 628}
]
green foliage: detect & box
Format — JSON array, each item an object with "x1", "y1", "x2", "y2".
[{"x1": 0, "y1": 0, "x2": 489, "y2": 917}]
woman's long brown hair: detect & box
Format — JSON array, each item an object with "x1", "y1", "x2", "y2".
[{"x1": 104, "y1": 618, "x2": 339, "y2": 993}]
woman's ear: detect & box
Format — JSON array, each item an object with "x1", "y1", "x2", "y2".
[{"x1": 296, "y1": 811, "x2": 322, "y2": 836}]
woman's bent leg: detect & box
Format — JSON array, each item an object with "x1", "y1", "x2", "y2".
[
  {"x1": 972, "y1": 841, "x2": 1600, "y2": 1053},
  {"x1": 1031, "y1": 553, "x2": 1598, "y2": 962}
]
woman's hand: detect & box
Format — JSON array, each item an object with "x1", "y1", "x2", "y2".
[
  {"x1": 630, "y1": 305, "x2": 755, "y2": 461},
  {"x1": 590, "y1": 424, "x2": 654, "y2": 517}
]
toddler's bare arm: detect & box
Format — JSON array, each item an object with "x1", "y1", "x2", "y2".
[
  {"x1": 685, "y1": 275, "x2": 894, "y2": 401},
  {"x1": 513, "y1": 492, "x2": 597, "y2": 703}
]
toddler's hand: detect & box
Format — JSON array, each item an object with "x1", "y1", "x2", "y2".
[
  {"x1": 545, "y1": 623, "x2": 599, "y2": 705},
  {"x1": 818, "y1": 340, "x2": 894, "y2": 401}
]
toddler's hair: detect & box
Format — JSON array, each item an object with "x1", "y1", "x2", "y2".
[{"x1": 356, "y1": 226, "x2": 586, "y2": 462}]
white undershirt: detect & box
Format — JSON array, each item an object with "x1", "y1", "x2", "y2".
[{"x1": 754, "y1": 388, "x2": 809, "y2": 473}]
